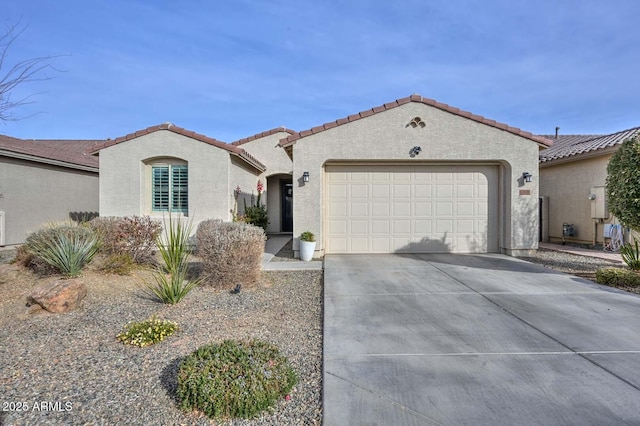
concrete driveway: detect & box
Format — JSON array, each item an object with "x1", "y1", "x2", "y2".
[{"x1": 323, "y1": 254, "x2": 640, "y2": 425}]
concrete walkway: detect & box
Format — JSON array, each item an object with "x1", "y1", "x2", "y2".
[
  {"x1": 324, "y1": 254, "x2": 640, "y2": 425},
  {"x1": 262, "y1": 235, "x2": 323, "y2": 271}
]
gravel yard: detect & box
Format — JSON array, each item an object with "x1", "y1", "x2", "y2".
[{"x1": 0, "y1": 259, "x2": 323, "y2": 426}]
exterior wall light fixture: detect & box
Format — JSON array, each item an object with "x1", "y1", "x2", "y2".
[
  {"x1": 522, "y1": 172, "x2": 533, "y2": 183},
  {"x1": 410, "y1": 146, "x2": 422, "y2": 157},
  {"x1": 303, "y1": 171, "x2": 310, "y2": 183}
]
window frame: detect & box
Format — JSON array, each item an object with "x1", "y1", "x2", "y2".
[{"x1": 147, "y1": 159, "x2": 188, "y2": 216}]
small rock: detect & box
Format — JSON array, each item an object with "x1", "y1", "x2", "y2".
[{"x1": 26, "y1": 278, "x2": 87, "y2": 313}]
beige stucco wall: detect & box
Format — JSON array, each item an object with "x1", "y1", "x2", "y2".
[
  {"x1": 540, "y1": 154, "x2": 613, "y2": 245},
  {"x1": 229, "y1": 156, "x2": 261, "y2": 217},
  {"x1": 0, "y1": 156, "x2": 98, "y2": 246},
  {"x1": 291, "y1": 102, "x2": 541, "y2": 257},
  {"x1": 235, "y1": 132, "x2": 293, "y2": 233},
  {"x1": 99, "y1": 130, "x2": 258, "y2": 231}
]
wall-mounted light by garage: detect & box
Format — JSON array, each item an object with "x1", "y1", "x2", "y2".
[
  {"x1": 409, "y1": 146, "x2": 422, "y2": 158},
  {"x1": 522, "y1": 172, "x2": 533, "y2": 183},
  {"x1": 303, "y1": 171, "x2": 310, "y2": 183}
]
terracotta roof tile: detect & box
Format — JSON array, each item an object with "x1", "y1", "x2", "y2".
[
  {"x1": 90, "y1": 123, "x2": 266, "y2": 172},
  {"x1": 0, "y1": 134, "x2": 101, "y2": 169},
  {"x1": 539, "y1": 128, "x2": 640, "y2": 163},
  {"x1": 231, "y1": 127, "x2": 296, "y2": 146},
  {"x1": 279, "y1": 94, "x2": 554, "y2": 148}
]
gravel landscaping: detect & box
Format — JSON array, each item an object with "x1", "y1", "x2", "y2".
[{"x1": 0, "y1": 258, "x2": 323, "y2": 425}]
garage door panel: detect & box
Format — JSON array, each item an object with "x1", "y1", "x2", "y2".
[
  {"x1": 325, "y1": 165, "x2": 499, "y2": 254},
  {"x1": 371, "y1": 184, "x2": 390, "y2": 198},
  {"x1": 393, "y1": 202, "x2": 411, "y2": 216}
]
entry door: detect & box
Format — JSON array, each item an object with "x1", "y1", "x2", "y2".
[{"x1": 281, "y1": 181, "x2": 293, "y2": 232}]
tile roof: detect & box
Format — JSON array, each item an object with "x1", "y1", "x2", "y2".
[
  {"x1": 231, "y1": 127, "x2": 296, "y2": 146},
  {"x1": 89, "y1": 123, "x2": 266, "y2": 172},
  {"x1": 539, "y1": 127, "x2": 640, "y2": 163},
  {"x1": 0, "y1": 134, "x2": 101, "y2": 170},
  {"x1": 279, "y1": 94, "x2": 554, "y2": 148}
]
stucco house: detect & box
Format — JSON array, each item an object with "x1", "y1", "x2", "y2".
[
  {"x1": 539, "y1": 126, "x2": 640, "y2": 246},
  {"x1": 90, "y1": 94, "x2": 552, "y2": 258},
  {"x1": 0, "y1": 135, "x2": 100, "y2": 246}
]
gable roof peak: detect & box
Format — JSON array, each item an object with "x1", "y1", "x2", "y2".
[
  {"x1": 231, "y1": 126, "x2": 297, "y2": 146},
  {"x1": 89, "y1": 123, "x2": 266, "y2": 172},
  {"x1": 279, "y1": 94, "x2": 553, "y2": 148}
]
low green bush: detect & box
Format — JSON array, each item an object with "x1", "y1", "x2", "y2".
[
  {"x1": 178, "y1": 339, "x2": 297, "y2": 420},
  {"x1": 196, "y1": 220, "x2": 265, "y2": 289},
  {"x1": 243, "y1": 205, "x2": 268, "y2": 231},
  {"x1": 25, "y1": 222, "x2": 99, "y2": 277},
  {"x1": 595, "y1": 268, "x2": 640, "y2": 287},
  {"x1": 117, "y1": 316, "x2": 178, "y2": 347}
]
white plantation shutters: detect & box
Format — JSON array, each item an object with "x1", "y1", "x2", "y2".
[{"x1": 152, "y1": 165, "x2": 188, "y2": 213}]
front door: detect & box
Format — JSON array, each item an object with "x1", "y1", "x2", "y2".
[{"x1": 281, "y1": 181, "x2": 293, "y2": 232}]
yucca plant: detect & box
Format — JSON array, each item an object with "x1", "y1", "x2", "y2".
[
  {"x1": 27, "y1": 224, "x2": 100, "y2": 277},
  {"x1": 145, "y1": 213, "x2": 200, "y2": 304},
  {"x1": 620, "y1": 239, "x2": 640, "y2": 271},
  {"x1": 157, "y1": 213, "x2": 193, "y2": 275},
  {"x1": 145, "y1": 264, "x2": 201, "y2": 305}
]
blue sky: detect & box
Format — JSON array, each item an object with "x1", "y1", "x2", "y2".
[{"x1": 2, "y1": 0, "x2": 639, "y2": 141}]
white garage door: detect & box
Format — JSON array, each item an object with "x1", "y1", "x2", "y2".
[{"x1": 325, "y1": 164, "x2": 499, "y2": 254}]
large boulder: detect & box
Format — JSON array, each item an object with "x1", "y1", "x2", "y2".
[{"x1": 27, "y1": 279, "x2": 87, "y2": 313}]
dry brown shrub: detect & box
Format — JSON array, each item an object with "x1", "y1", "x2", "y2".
[
  {"x1": 196, "y1": 220, "x2": 265, "y2": 290},
  {"x1": 89, "y1": 216, "x2": 161, "y2": 265}
]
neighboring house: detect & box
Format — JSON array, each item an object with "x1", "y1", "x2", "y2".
[
  {"x1": 279, "y1": 94, "x2": 552, "y2": 257},
  {"x1": 539, "y1": 126, "x2": 640, "y2": 246},
  {"x1": 0, "y1": 135, "x2": 100, "y2": 246}
]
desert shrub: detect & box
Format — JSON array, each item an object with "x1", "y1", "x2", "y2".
[
  {"x1": 145, "y1": 215, "x2": 200, "y2": 304},
  {"x1": 25, "y1": 222, "x2": 99, "y2": 277},
  {"x1": 117, "y1": 316, "x2": 178, "y2": 347},
  {"x1": 144, "y1": 268, "x2": 200, "y2": 304},
  {"x1": 240, "y1": 179, "x2": 269, "y2": 231},
  {"x1": 178, "y1": 339, "x2": 297, "y2": 420},
  {"x1": 620, "y1": 240, "x2": 640, "y2": 271},
  {"x1": 157, "y1": 215, "x2": 193, "y2": 275},
  {"x1": 89, "y1": 216, "x2": 161, "y2": 264},
  {"x1": 243, "y1": 205, "x2": 268, "y2": 230},
  {"x1": 196, "y1": 220, "x2": 265, "y2": 289},
  {"x1": 596, "y1": 268, "x2": 640, "y2": 287},
  {"x1": 100, "y1": 253, "x2": 134, "y2": 275}
]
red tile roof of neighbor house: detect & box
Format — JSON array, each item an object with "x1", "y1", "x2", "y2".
[
  {"x1": 539, "y1": 126, "x2": 640, "y2": 163},
  {"x1": 278, "y1": 94, "x2": 554, "y2": 148},
  {"x1": 89, "y1": 123, "x2": 266, "y2": 172},
  {"x1": 231, "y1": 127, "x2": 297, "y2": 146},
  {"x1": 0, "y1": 133, "x2": 101, "y2": 170}
]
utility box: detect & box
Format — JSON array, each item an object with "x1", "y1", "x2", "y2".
[{"x1": 590, "y1": 186, "x2": 609, "y2": 219}]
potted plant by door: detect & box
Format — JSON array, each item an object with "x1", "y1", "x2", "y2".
[{"x1": 299, "y1": 231, "x2": 316, "y2": 262}]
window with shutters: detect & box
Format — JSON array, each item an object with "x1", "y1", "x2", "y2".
[{"x1": 151, "y1": 164, "x2": 188, "y2": 214}]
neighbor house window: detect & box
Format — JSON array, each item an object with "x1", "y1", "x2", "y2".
[{"x1": 151, "y1": 164, "x2": 188, "y2": 214}]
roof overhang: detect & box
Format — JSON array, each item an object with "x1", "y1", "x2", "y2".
[{"x1": 0, "y1": 149, "x2": 99, "y2": 173}]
